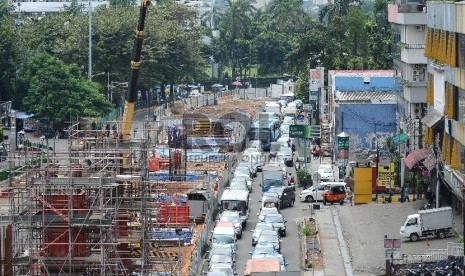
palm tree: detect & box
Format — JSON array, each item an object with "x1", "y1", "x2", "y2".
[
  {"x1": 318, "y1": 0, "x2": 363, "y2": 22},
  {"x1": 219, "y1": 0, "x2": 256, "y2": 78}
]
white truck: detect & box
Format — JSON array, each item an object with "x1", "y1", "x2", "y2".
[{"x1": 400, "y1": 207, "x2": 453, "y2": 242}]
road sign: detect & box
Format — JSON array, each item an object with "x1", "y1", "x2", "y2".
[
  {"x1": 309, "y1": 91, "x2": 318, "y2": 101},
  {"x1": 289, "y1": 125, "x2": 305, "y2": 138},
  {"x1": 337, "y1": 136, "x2": 349, "y2": 150},
  {"x1": 384, "y1": 238, "x2": 401, "y2": 249},
  {"x1": 289, "y1": 125, "x2": 320, "y2": 139}
]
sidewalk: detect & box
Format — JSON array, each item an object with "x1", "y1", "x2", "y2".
[{"x1": 301, "y1": 156, "x2": 349, "y2": 276}]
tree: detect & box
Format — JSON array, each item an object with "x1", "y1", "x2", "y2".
[
  {"x1": 214, "y1": 0, "x2": 256, "y2": 78},
  {"x1": 0, "y1": 10, "x2": 19, "y2": 104},
  {"x1": 22, "y1": 53, "x2": 112, "y2": 128}
]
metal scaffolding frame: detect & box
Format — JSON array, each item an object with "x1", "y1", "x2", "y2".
[{"x1": 8, "y1": 120, "x2": 185, "y2": 276}]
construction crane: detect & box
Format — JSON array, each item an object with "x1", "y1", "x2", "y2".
[{"x1": 121, "y1": 0, "x2": 151, "y2": 139}]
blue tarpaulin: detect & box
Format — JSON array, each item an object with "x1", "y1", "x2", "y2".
[
  {"x1": 148, "y1": 171, "x2": 202, "y2": 181},
  {"x1": 151, "y1": 229, "x2": 193, "y2": 244}
]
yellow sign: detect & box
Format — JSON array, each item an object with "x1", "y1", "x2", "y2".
[{"x1": 377, "y1": 163, "x2": 395, "y2": 188}]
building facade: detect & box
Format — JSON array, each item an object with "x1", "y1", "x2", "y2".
[
  {"x1": 329, "y1": 70, "x2": 402, "y2": 163},
  {"x1": 419, "y1": 2, "x2": 465, "y2": 211},
  {"x1": 388, "y1": 0, "x2": 428, "y2": 153}
]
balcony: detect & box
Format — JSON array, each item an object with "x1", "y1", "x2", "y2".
[{"x1": 388, "y1": 4, "x2": 427, "y2": 25}]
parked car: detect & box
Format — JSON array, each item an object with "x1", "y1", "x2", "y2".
[
  {"x1": 268, "y1": 186, "x2": 295, "y2": 208},
  {"x1": 262, "y1": 213, "x2": 287, "y2": 237},
  {"x1": 219, "y1": 211, "x2": 243, "y2": 238},
  {"x1": 251, "y1": 243, "x2": 277, "y2": 255},
  {"x1": 237, "y1": 162, "x2": 256, "y2": 178},
  {"x1": 230, "y1": 177, "x2": 251, "y2": 192},
  {"x1": 256, "y1": 230, "x2": 281, "y2": 252},
  {"x1": 258, "y1": 207, "x2": 280, "y2": 222},
  {"x1": 208, "y1": 264, "x2": 237, "y2": 276},
  {"x1": 317, "y1": 164, "x2": 335, "y2": 182},
  {"x1": 250, "y1": 222, "x2": 275, "y2": 246},
  {"x1": 208, "y1": 244, "x2": 235, "y2": 263},
  {"x1": 299, "y1": 185, "x2": 327, "y2": 202},
  {"x1": 209, "y1": 254, "x2": 235, "y2": 270}
]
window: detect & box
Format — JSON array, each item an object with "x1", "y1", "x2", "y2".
[
  {"x1": 458, "y1": 88, "x2": 465, "y2": 124},
  {"x1": 458, "y1": 34, "x2": 465, "y2": 70}
]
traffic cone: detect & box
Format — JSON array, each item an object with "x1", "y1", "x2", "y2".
[{"x1": 426, "y1": 239, "x2": 430, "y2": 247}]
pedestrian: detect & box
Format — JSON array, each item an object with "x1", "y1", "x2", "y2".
[
  {"x1": 346, "y1": 187, "x2": 353, "y2": 206},
  {"x1": 287, "y1": 139, "x2": 291, "y2": 148},
  {"x1": 404, "y1": 187, "x2": 410, "y2": 202},
  {"x1": 291, "y1": 143, "x2": 296, "y2": 154},
  {"x1": 105, "y1": 123, "x2": 111, "y2": 137}
]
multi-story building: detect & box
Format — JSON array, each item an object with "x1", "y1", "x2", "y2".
[
  {"x1": 416, "y1": 2, "x2": 465, "y2": 212},
  {"x1": 388, "y1": 0, "x2": 428, "y2": 153}
]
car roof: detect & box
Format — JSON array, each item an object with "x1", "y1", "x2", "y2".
[{"x1": 215, "y1": 222, "x2": 235, "y2": 228}]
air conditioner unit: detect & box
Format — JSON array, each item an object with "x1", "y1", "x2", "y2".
[
  {"x1": 415, "y1": 25, "x2": 425, "y2": 32},
  {"x1": 413, "y1": 64, "x2": 421, "y2": 69},
  {"x1": 412, "y1": 77, "x2": 420, "y2": 82},
  {"x1": 413, "y1": 70, "x2": 420, "y2": 75},
  {"x1": 413, "y1": 103, "x2": 423, "y2": 115}
]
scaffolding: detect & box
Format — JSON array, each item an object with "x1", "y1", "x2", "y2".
[{"x1": 8, "y1": 120, "x2": 187, "y2": 276}]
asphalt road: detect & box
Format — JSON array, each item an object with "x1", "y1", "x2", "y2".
[
  {"x1": 337, "y1": 198, "x2": 458, "y2": 276},
  {"x1": 233, "y1": 166, "x2": 302, "y2": 276}
]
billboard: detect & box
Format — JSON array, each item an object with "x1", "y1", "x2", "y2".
[{"x1": 309, "y1": 68, "x2": 324, "y2": 92}]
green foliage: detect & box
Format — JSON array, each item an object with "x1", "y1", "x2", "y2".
[
  {"x1": 22, "y1": 53, "x2": 112, "y2": 128},
  {"x1": 295, "y1": 71, "x2": 310, "y2": 104},
  {"x1": 296, "y1": 168, "x2": 313, "y2": 188},
  {"x1": 301, "y1": 225, "x2": 314, "y2": 236},
  {"x1": 109, "y1": 0, "x2": 135, "y2": 8}
]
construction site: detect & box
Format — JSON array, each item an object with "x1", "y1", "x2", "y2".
[{"x1": 0, "y1": 94, "x2": 269, "y2": 276}]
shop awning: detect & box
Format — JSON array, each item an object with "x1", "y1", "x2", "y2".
[
  {"x1": 404, "y1": 148, "x2": 436, "y2": 171},
  {"x1": 422, "y1": 110, "x2": 443, "y2": 128}
]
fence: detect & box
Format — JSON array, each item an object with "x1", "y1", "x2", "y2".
[
  {"x1": 402, "y1": 242, "x2": 464, "y2": 264},
  {"x1": 189, "y1": 157, "x2": 232, "y2": 276},
  {"x1": 99, "y1": 106, "x2": 122, "y2": 127},
  {"x1": 236, "y1": 88, "x2": 269, "y2": 99}
]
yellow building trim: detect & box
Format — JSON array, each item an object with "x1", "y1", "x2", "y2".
[
  {"x1": 451, "y1": 138, "x2": 459, "y2": 169},
  {"x1": 440, "y1": 30, "x2": 447, "y2": 63},
  {"x1": 426, "y1": 73, "x2": 434, "y2": 105},
  {"x1": 433, "y1": 29, "x2": 440, "y2": 61},
  {"x1": 425, "y1": 28, "x2": 432, "y2": 57}
]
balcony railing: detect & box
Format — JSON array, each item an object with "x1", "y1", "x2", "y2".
[{"x1": 397, "y1": 3, "x2": 426, "y2": 13}]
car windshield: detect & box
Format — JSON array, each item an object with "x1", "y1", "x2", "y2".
[
  {"x1": 258, "y1": 235, "x2": 278, "y2": 244},
  {"x1": 212, "y1": 235, "x2": 235, "y2": 244},
  {"x1": 254, "y1": 224, "x2": 273, "y2": 232},
  {"x1": 209, "y1": 266, "x2": 234, "y2": 275},
  {"x1": 264, "y1": 179, "x2": 282, "y2": 187},
  {"x1": 210, "y1": 255, "x2": 232, "y2": 263},
  {"x1": 263, "y1": 192, "x2": 279, "y2": 198},
  {"x1": 264, "y1": 215, "x2": 284, "y2": 223},
  {"x1": 261, "y1": 208, "x2": 278, "y2": 215},
  {"x1": 320, "y1": 167, "x2": 332, "y2": 173},
  {"x1": 254, "y1": 245, "x2": 276, "y2": 255}
]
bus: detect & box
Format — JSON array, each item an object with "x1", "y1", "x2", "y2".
[{"x1": 248, "y1": 119, "x2": 280, "y2": 148}]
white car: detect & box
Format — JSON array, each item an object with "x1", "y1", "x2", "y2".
[
  {"x1": 257, "y1": 207, "x2": 280, "y2": 222},
  {"x1": 317, "y1": 164, "x2": 335, "y2": 181},
  {"x1": 299, "y1": 185, "x2": 327, "y2": 202}
]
